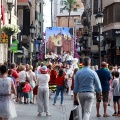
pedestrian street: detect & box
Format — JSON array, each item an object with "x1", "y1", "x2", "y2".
[{"x1": 11, "y1": 94, "x2": 120, "y2": 120}]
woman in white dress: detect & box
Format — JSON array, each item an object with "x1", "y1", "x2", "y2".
[
  {"x1": 37, "y1": 66, "x2": 51, "y2": 116},
  {"x1": 0, "y1": 65, "x2": 17, "y2": 120}
]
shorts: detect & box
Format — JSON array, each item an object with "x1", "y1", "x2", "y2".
[
  {"x1": 21, "y1": 92, "x2": 29, "y2": 98},
  {"x1": 96, "y1": 91, "x2": 109, "y2": 102},
  {"x1": 113, "y1": 96, "x2": 120, "y2": 102}
]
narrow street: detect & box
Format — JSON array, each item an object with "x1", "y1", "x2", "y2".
[{"x1": 11, "y1": 94, "x2": 119, "y2": 120}]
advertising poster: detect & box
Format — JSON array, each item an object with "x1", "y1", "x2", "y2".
[{"x1": 45, "y1": 27, "x2": 74, "y2": 55}]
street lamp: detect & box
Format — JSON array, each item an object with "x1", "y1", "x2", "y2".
[
  {"x1": 83, "y1": 32, "x2": 88, "y2": 56},
  {"x1": 95, "y1": 9, "x2": 103, "y2": 68},
  {"x1": 29, "y1": 21, "x2": 36, "y2": 65},
  {"x1": 7, "y1": 0, "x2": 14, "y2": 65},
  {"x1": 30, "y1": 22, "x2": 36, "y2": 39}
]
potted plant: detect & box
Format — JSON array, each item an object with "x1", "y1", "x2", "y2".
[{"x1": 1, "y1": 24, "x2": 21, "y2": 36}]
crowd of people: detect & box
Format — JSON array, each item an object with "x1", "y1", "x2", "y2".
[{"x1": 0, "y1": 56, "x2": 120, "y2": 120}]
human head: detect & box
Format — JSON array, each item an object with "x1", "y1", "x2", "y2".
[
  {"x1": 94, "y1": 65, "x2": 98, "y2": 70},
  {"x1": 26, "y1": 64, "x2": 30, "y2": 71},
  {"x1": 8, "y1": 69, "x2": 12, "y2": 76},
  {"x1": 26, "y1": 79, "x2": 30, "y2": 83},
  {"x1": 101, "y1": 62, "x2": 107, "y2": 68},
  {"x1": 58, "y1": 69, "x2": 64, "y2": 76},
  {"x1": 10, "y1": 63, "x2": 16, "y2": 69},
  {"x1": 0, "y1": 65, "x2": 8, "y2": 75},
  {"x1": 83, "y1": 57, "x2": 91, "y2": 66},
  {"x1": 40, "y1": 66, "x2": 49, "y2": 74},
  {"x1": 21, "y1": 65, "x2": 26, "y2": 71},
  {"x1": 29, "y1": 65, "x2": 33, "y2": 70},
  {"x1": 109, "y1": 66, "x2": 113, "y2": 71}
]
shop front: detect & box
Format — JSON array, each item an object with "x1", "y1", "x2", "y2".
[{"x1": 103, "y1": 29, "x2": 120, "y2": 65}]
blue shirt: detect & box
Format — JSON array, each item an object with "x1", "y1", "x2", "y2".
[
  {"x1": 74, "y1": 67, "x2": 102, "y2": 93},
  {"x1": 96, "y1": 68, "x2": 111, "y2": 91}
]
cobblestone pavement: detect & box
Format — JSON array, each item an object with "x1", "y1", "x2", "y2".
[{"x1": 11, "y1": 94, "x2": 120, "y2": 120}]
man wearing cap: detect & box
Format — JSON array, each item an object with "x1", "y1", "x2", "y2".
[
  {"x1": 74, "y1": 57, "x2": 102, "y2": 120},
  {"x1": 96, "y1": 62, "x2": 111, "y2": 117}
]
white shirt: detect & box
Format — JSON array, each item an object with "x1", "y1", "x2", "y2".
[
  {"x1": 27, "y1": 71, "x2": 36, "y2": 83},
  {"x1": 36, "y1": 74, "x2": 50, "y2": 88},
  {"x1": 67, "y1": 55, "x2": 73, "y2": 61},
  {"x1": 51, "y1": 53, "x2": 58, "y2": 59},
  {"x1": 112, "y1": 78, "x2": 120, "y2": 96},
  {"x1": 19, "y1": 71, "x2": 29, "y2": 82}
]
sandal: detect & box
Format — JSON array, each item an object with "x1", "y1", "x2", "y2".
[
  {"x1": 103, "y1": 114, "x2": 110, "y2": 117},
  {"x1": 38, "y1": 113, "x2": 41, "y2": 116},
  {"x1": 46, "y1": 113, "x2": 51, "y2": 116},
  {"x1": 96, "y1": 114, "x2": 101, "y2": 117}
]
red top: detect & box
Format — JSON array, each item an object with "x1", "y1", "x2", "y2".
[
  {"x1": 56, "y1": 75, "x2": 66, "y2": 86},
  {"x1": 49, "y1": 70, "x2": 57, "y2": 85},
  {"x1": 12, "y1": 69, "x2": 19, "y2": 80},
  {"x1": 23, "y1": 83, "x2": 32, "y2": 93}
]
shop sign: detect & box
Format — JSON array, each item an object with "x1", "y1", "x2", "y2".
[
  {"x1": 0, "y1": 33, "x2": 8, "y2": 43},
  {"x1": 10, "y1": 40, "x2": 18, "y2": 52},
  {"x1": 113, "y1": 29, "x2": 120, "y2": 36}
]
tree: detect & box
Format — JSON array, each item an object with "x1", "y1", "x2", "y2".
[{"x1": 62, "y1": 0, "x2": 79, "y2": 27}]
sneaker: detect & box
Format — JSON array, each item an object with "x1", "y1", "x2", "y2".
[
  {"x1": 60, "y1": 104, "x2": 63, "y2": 106},
  {"x1": 112, "y1": 112, "x2": 117, "y2": 116},
  {"x1": 53, "y1": 103, "x2": 56, "y2": 105}
]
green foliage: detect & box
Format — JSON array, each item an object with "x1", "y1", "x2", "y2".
[
  {"x1": 62, "y1": 0, "x2": 79, "y2": 27},
  {"x1": 62, "y1": 0, "x2": 79, "y2": 12}
]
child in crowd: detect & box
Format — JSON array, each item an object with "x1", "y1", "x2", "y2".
[
  {"x1": 21, "y1": 79, "x2": 32, "y2": 104},
  {"x1": 112, "y1": 71, "x2": 120, "y2": 116},
  {"x1": 8, "y1": 69, "x2": 16, "y2": 85}
]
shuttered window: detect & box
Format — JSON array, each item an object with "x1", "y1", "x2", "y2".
[{"x1": 93, "y1": 0, "x2": 98, "y2": 14}]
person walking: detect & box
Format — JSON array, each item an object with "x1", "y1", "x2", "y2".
[
  {"x1": 112, "y1": 71, "x2": 120, "y2": 116},
  {"x1": 0, "y1": 65, "x2": 17, "y2": 120},
  {"x1": 74, "y1": 57, "x2": 102, "y2": 120},
  {"x1": 37, "y1": 66, "x2": 51, "y2": 116},
  {"x1": 53, "y1": 69, "x2": 67, "y2": 105},
  {"x1": 96, "y1": 62, "x2": 111, "y2": 117}
]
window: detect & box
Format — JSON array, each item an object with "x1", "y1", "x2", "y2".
[
  {"x1": 93, "y1": 0, "x2": 98, "y2": 14},
  {"x1": 115, "y1": 3, "x2": 120, "y2": 22},
  {"x1": 60, "y1": 0, "x2": 63, "y2": 5},
  {"x1": 60, "y1": 8, "x2": 63, "y2": 13}
]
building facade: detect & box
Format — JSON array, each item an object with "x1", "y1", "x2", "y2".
[
  {"x1": 0, "y1": 0, "x2": 17, "y2": 64},
  {"x1": 53, "y1": 0, "x2": 84, "y2": 28},
  {"x1": 102, "y1": 0, "x2": 120, "y2": 65}
]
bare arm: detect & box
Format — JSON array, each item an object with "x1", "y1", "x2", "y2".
[{"x1": 11, "y1": 80, "x2": 16, "y2": 95}]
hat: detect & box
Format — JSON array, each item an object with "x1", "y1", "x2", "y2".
[{"x1": 40, "y1": 66, "x2": 49, "y2": 74}]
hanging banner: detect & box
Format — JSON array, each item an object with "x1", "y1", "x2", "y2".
[{"x1": 10, "y1": 40, "x2": 18, "y2": 52}]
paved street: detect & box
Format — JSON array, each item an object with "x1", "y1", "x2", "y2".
[{"x1": 11, "y1": 94, "x2": 120, "y2": 120}]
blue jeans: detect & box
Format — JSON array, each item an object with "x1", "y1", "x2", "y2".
[{"x1": 54, "y1": 86, "x2": 64, "y2": 104}]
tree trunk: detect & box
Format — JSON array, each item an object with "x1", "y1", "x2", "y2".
[{"x1": 68, "y1": 10, "x2": 71, "y2": 27}]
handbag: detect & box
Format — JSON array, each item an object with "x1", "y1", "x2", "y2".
[
  {"x1": 64, "y1": 79, "x2": 68, "y2": 89},
  {"x1": 69, "y1": 106, "x2": 80, "y2": 120},
  {"x1": 26, "y1": 72, "x2": 29, "y2": 81}
]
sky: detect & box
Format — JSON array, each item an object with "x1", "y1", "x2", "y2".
[{"x1": 43, "y1": 0, "x2": 51, "y2": 32}]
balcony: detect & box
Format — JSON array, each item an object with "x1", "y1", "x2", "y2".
[{"x1": 17, "y1": 0, "x2": 32, "y2": 8}]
